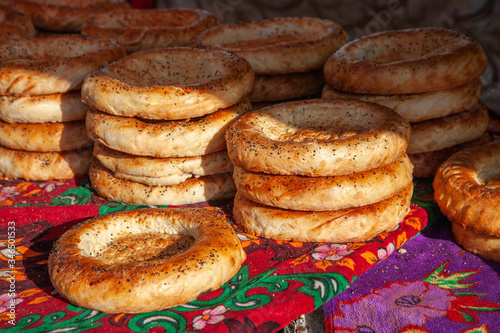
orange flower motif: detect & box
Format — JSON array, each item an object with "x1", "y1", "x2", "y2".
[
  {"x1": 18, "y1": 288, "x2": 43, "y2": 298},
  {"x1": 22, "y1": 189, "x2": 41, "y2": 197},
  {"x1": 290, "y1": 254, "x2": 310, "y2": 266},
  {"x1": 336, "y1": 257, "x2": 355, "y2": 270},
  {"x1": 0, "y1": 268, "x2": 26, "y2": 282},
  {"x1": 28, "y1": 296, "x2": 53, "y2": 305},
  {"x1": 276, "y1": 240, "x2": 303, "y2": 248},
  {"x1": 0, "y1": 312, "x2": 14, "y2": 322},
  {"x1": 397, "y1": 232, "x2": 408, "y2": 248},
  {"x1": 315, "y1": 260, "x2": 333, "y2": 271},
  {"x1": 349, "y1": 242, "x2": 367, "y2": 251},
  {"x1": 405, "y1": 216, "x2": 422, "y2": 230},
  {"x1": 377, "y1": 230, "x2": 392, "y2": 240},
  {"x1": 361, "y1": 251, "x2": 379, "y2": 265},
  {"x1": 16, "y1": 182, "x2": 33, "y2": 193}
]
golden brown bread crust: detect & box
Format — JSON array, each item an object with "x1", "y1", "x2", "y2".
[
  {"x1": 451, "y1": 223, "x2": 500, "y2": 262},
  {"x1": 0, "y1": 120, "x2": 91, "y2": 152},
  {"x1": 324, "y1": 28, "x2": 488, "y2": 94},
  {"x1": 86, "y1": 99, "x2": 251, "y2": 158},
  {"x1": 6, "y1": 0, "x2": 130, "y2": 32},
  {"x1": 0, "y1": 146, "x2": 91, "y2": 180},
  {"x1": 0, "y1": 4, "x2": 37, "y2": 40},
  {"x1": 408, "y1": 103, "x2": 489, "y2": 154},
  {"x1": 249, "y1": 70, "x2": 325, "y2": 102},
  {"x1": 232, "y1": 183, "x2": 413, "y2": 243},
  {"x1": 48, "y1": 207, "x2": 246, "y2": 313},
  {"x1": 81, "y1": 8, "x2": 219, "y2": 53},
  {"x1": 0, "y1": 35, "x2": 126, "y2": 96},
  {"x1": 226, "y1": 98, "x2": 410, "y2": 176},
  {"x1": 82, "y1": 47, "x2": 254, "y2": 120},
  {"x1": 89, "y1": 159, "x2": 236, "y2": 206},
  {"x1": 195, "y1": 17, "x2": 348, "y2": 75},
  {"x1": 433, "y1": 141, "x2": 500, "y2": 236},
  {"x1": 234, "y1": 154, "x2": 413, "y2": 211},
  {"x1": 321, "y1": 78, "x2": 482, "y2": 123},
  {"x1": 0, "y1": 91, "x2": 87, "y2": 123},
  {"x1": 409, "y1": 133, "x2": 491, "y2": 178},
  {"x1": 93, "y1": 143, "x2": 233, "y2": 186}
]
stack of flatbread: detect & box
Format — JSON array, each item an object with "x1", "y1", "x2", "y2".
[{"x1": 83, "y1": 47, "x2": 254, "y2": 205}]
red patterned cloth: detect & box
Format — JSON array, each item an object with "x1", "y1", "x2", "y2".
[{"x1": 0, "y1": 175, "x2": 427, "y2": 332}]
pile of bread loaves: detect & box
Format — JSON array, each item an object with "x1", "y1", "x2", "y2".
[
  {"x1": 322, "y1": 28, "x2": 490, "y2": 178},
  {"x1": 0, "y1": 23, "x2": 124, "y2": 180},
  {"x1": 0, "y1": 3, "x2": 498, "y2": 272},
  {"x1": 82, "y1": 47, "x2": 254, "y2": 205},
  {"x1": 194, "y1": 17, "x2": 348, "y2": 104},
  {"x1": 226, "y1": 98, "x2": 413, "y2": 243},
  {"x1": 434, "y1": 142, "x2": 500, "y2": 262},
  {"x1": 0, "y1": 1, "x2": 128, "y2": 181}
]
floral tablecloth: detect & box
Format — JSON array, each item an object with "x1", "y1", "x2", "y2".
[
  {"x1": 323, "y1": 179, "x2": 500, "y2": 333},
  {"x1": 323, "y1": 113, "x2": 500, "y2": 332},
  {"x1": 0, "y1": 173, "x2": 427, "y2": 332}
]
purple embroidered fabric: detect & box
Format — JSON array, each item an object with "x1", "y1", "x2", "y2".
[{"x1": 324, "y1": 199, "x2": 500, "y2": 332}]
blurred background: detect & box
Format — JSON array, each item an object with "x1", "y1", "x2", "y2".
[{"x1": 152, "y1": 0, "x2": 499, "y2": 113}]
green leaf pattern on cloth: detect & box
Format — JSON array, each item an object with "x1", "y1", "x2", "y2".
[
  {"x1": 127, "y1": 310, "x2": 189, "y2": 332},
  {"x1": 14, "y1": 306, "x2": 106, "y2": 332},
  {"x1": 52, "y1": 188, "x2": 92, "y2": 206}
]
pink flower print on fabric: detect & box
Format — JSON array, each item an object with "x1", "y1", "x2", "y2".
[
  {"x1": 0, "y1": 292, "x2": 22, "y2": 314},
  {"x1": 0, "y1": 186, "x2": 18, "y2": 201},
  {"x1": 40, "y1": 181, "x2": 65, "y2": 193},
  {"x1": 312, "y1": 244, "x2": 354, "y2": 262},
  {"x1": 192, "y1": 305, "x2": 228, "y2": 330},
  {"x1": 378, "y1": 243, "x2": 395, "y2": 261}
]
